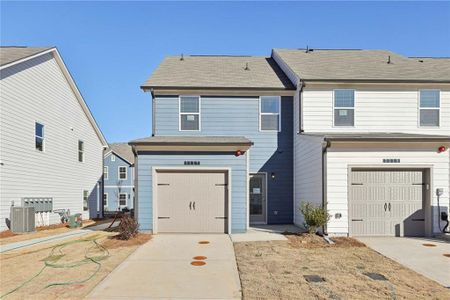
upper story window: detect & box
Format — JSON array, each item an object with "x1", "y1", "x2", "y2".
[
  {"x1": 103, "y1": 166, "x2": 108, "y2": 180},
  {"x1": 118, "y1": 166, "x2": 127, "y2": 180},
  {"x1": 83, "y1": 190, "x2": 89, "y2": 211},
  {"x1": 260, "y1": 96, "x2": 281, "y2": 131},
  {"x1": 179, "y1": 96, "x2": 200, "y2": 131},
  {"x1": 35, "y1": 122, "x2": 44, "y2": 151},
  {"x1": 419, "y1": 90, "x2": 440, "y2": 127},
  {"x1": 78, "y1": 140, "x2": 84, "y2": 162},
  {"x1": 334, "y1": 89, "x2": 355, "y2": 126}
]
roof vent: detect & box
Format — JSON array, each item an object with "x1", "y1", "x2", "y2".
[
  {"x1": 305, "y1": 46, "x2": 309, "y2": 53},
  {"x1": 180, "y1": 54, "x2": 184, "y2": 61},
  {"x1": 244, "y1": 62, "x2": 250, "y2": 71},
  {"x1": 387, "y1": 55, "x2": 392, "y2": 64},
  {"x1": 418, "y1": 59, "x2": 424, "y2": 63}
]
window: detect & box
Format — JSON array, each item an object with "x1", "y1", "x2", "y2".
[
  {"x1": 103, "y1": 193, "x2": 108, "y2": 207},
  {"x1": 119, "y1": 193, "x2": 127, "y2": 206},
  {"x1": 111, "y1": 155, "x2": 115, "y2": 162},
  {"x1": 180, "y1": 96, "x2": 200, "y2": 131},
  {"x1": 83, "y1": 190, "x2": 89, "y2": 211},
  {"x1": 78, "y1": 140, "x2": 84, "y2": 162},
  {"x1": 419, "y1": 90, "x2": 440, "y2": 127},
  {"x1": 103, "y1": 166, "x2": 108, "y2": 180},
  {"x1": 334, "y1": 90, "x2": 355, "y2": 126},
  {"x1": 118, "y1": 166, "x2": 127, "y2": 180},
  {"x1": 260, "y1": 96, "x2": 281, "y2": 131},
  {"x1": 35, "y1": 122, "x2": 44, "y2": 151}
]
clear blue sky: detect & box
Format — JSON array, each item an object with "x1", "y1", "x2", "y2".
[{"x1": 1, "y1": 1, "x2": 449, "y2": 143}]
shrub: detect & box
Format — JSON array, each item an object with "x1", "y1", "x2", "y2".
[
  {"x1": 117, "y1": 215, "x2": 139, "y2": 240},
  {"x1": 300, "y1": 202, "x2": 331, "y2": 234}
]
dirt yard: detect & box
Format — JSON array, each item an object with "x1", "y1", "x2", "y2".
[
  {"x1": 234, "y1": 233, "x2": 450, "y2": 300},
  {"x1": 0, "y1": 231, "x2": 151, "y2": 299}
]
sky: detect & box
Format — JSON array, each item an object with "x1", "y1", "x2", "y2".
[{"x1": 1, "y1": 1, "x2": 450, "y2": 143}]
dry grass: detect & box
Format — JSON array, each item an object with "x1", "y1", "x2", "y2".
[
  {"x1": 234, "y1": 234, "x2": 450, "y2": 300},
  {"x1": 0, "y1": 231, "x2": 151, "y2": 299}
]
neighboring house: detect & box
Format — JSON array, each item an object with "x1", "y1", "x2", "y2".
[
  {"x1": 130, "y1": 55, "x2": 295, "y2": 233},
  {"x1": 272, "y1": 48, "x2": 450, "y2": 237},
  {"x1": 103, "y1": 143, "x2": 134, "y2": 213},
  {"x1": 0, "y1": 46, "x2": 108, "y2": 231}
]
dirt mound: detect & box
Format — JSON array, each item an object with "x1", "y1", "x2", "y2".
[
  {"x1": 286, "y1": 233, "x2": 365, "y2": 249},
  {"x1": 101, "y1": 233, "x2": 151, "y2": 249}
]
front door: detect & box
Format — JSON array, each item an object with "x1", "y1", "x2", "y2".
[{"x1": 250, "y1": 173, "x2": 267, "y2": 224}]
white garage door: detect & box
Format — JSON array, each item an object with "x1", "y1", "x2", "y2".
[
  {"x1": 350, "y1": 169, "x2": 426, "y2": 236},
  {"x1": 156, "y1": 170, "x2": 228, "y2": 233}
]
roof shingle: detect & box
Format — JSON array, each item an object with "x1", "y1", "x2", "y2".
[{"x1": 0, "y1": 46, "x2": 52, "y2": 67}]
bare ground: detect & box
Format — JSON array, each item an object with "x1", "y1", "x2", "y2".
[
  {"x1": 234, "y1": 234, "x2": 450, "y2": 300},
  {"x1": 0, "y1": 232, "x2": 151, "y2": 299}
]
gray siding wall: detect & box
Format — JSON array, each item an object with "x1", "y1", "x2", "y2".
[
  {"x1": 103, "y1": 153, "x2": 134, "y2": 211},
  {"x1": 154, "y1": 96, "x2": 293, "y2": 223},
  {"x1": 136, "y1": 152, "x2": 248, "y2": 233}
]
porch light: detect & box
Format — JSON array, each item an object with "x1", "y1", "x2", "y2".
[
  {"x1": 271, "y1": 172, "x2": 276, "y2": 179},
  {"x1": 438, "y1": 146, "x2": 447, "y2": 153},
  {"x1": 235, "y1": 150, "x2": 242, "y2": 157}
]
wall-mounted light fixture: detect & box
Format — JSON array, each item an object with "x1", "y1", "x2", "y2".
[{"x1": 271, "y1": 172, "x2": 276, "y2": 179}]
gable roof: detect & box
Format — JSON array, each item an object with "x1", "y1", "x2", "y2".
[
  {"x1": 273, "y1": 49, "x2": 450, "y2": 83},
  {"x1": 105, "y1": 143, "x2": 134, "y2": 165},
  {"x1": 0, "y1": 46, "x2": 53, "y2": 67},
  {"x1": 142, "y1": 55, "x2": 295, "y2": 90},
  {"x1": 0, "y1": 46, "x2": 108, "y2": 147}
]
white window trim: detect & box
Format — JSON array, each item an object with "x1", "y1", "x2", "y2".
[
  {"x1": 259, "y1": 96, "x2": 281, "y2": 132},
  {"x1": 83, "y1": 190, "x2": 89, "y2": 211},
  {"x1": 35, "y1": 121, "x2": 45, "y2": 152},
  {"x1": 332, "y1": 89, "x2": 356, "y2": 127},
  {"x1": 119, "y1": 193, "x2": 128, "y2": 207},
  {"x1": 118, "y1": 166, "x2": 127, "y2": 180},
  {"x1": 104, "y1": 166, "x2": 109, "y2": 180},
  {"x1": 111, "y1": 155, "x2": 115, "y2": 161},
  {"x1": 418, "y1": 89, "x2": 440, "y2": 128},
  {"x1": 103, "y1": 193, "x2": 108, "y2": 207},
  {"x1": 78, "y1": 140, "x2": 84, "y2": 162},
  {"x1": 179, "y1": 95, "x2": 201, "y2": 131}
]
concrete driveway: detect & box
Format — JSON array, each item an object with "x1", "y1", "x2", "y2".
[
  {"x1": 87, "y1": 234, "x2": 241, "y2": 299},
  {"x1": 356, "y1": 237, "x2": 450, "y2": 287}
]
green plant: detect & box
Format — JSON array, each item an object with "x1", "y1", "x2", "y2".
[
  {"x1": 117, "y1": 215, "x2": 139, "y2": 240},
  {"x1": 300, "y1": 202, "x2": 331, "y2": 234}
]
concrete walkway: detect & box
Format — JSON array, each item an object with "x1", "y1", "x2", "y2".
[
  {"x1": 357, "y1": 236, "x2": 450, "y2": 287},
  {"x1": 87, "y1": 234, "x2": 242, "y2": 299},
  {"x1": 230, "y1": 224, "x2": 304, "y2": 242}
]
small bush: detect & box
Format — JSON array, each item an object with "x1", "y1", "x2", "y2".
[
  {"x1": 300, "y1": 202, "x2": 331, "y2": 234},
  {"x1": 117, "y1": 215, "x2": 139, "y2": 240}
]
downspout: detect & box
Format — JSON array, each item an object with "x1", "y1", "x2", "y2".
[
  {"x1": 151, "y1": 88, "x2": 156, "y2": 137},
  {"x1": 321, "y1": 139, "x2": 330, "y2": 235},
  {"x1": 297, "y1": 80, "x2": 305, "y2": 134}
]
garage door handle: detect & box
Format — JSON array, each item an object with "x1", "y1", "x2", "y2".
[
  {"x1": 189, "y1": 202, "x2": 192, "y2": 210},
  {"x1": 388, "y1": 203, "x2": 391, "y2": 212},
  {"x1": 384, "y1": 203, "x2": 387, "y2": 211},
  {"x1": 193, "y1": 201, "x2": 196, "y2": 210},
  {"x1": 158, "y1": 217, "x2": 170, "y2": 219},
  {"x1": 215, "y1": 217, "x2": 227, "y2": 219},
  {"x1": 351, "y1": 219, "x2": 363, "y2": 222}
]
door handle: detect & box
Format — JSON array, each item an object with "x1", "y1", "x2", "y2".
[
  {"x1": 193, "y1": 201, "x2": 196, "y2": 210},
  {"x1": 388, "y1": 203, "x2": 391, "y2": 212},
  {"x1": 189, "y1": 201, "x2": 192, "y2": 210},
  {"x1": 384, "y1": 203, "x2": 387, "y2": 211}
]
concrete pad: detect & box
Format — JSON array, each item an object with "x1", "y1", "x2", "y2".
[
  {"x1": 230, "y1": 224, "x2": 304, "y2": 243},
  {"x1": 356, "y1": 236, "x2": 450, "y2": 287},
  {"x1": 87, "y1": 234, "x2": 241, "y2": 299}
]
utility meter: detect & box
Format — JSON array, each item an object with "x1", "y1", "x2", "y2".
[{"x1": 436, "y1": 188, "x2": 444, "y2": 197}]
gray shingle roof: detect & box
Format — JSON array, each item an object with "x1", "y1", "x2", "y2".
[
  {"x1": 304, "y1": 132, "x2": 450, "y2": 141},
  {"x1": 0, "y1": 46, "x2": 52, "y2": 67},
  {"x1": 107, "y1": 143, "x2": 135, "y2": 164},
  {"x1": 273, "y1": 49, "x2": 450, "y2": 82},
  {"x1": 129, "y1": 136, "x2": 253, "y2": 146},
  {"x1": 142, "y1": 55, "x2": 295, "y2": 90}
]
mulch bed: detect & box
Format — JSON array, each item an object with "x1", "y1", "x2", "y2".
[{"x1": 101, "y1": 233, "x2": 152, "y2": 249}]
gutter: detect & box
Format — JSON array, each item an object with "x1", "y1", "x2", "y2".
[
  {"x1": 321, "y1": 139, "x2": 331, "y2": 235},
  {"x1": 298, "y1": 80, "x2": 305, "y2": 134},
  {"x1": 151, "y1": 88, "x2": 155, "y2": 137}
]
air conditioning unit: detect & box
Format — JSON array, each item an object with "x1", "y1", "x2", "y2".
[{"x1": 10, "y1": 207, "x2": 35, "y2": 233}]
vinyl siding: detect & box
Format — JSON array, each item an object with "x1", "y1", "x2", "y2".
[
  {"x1": 154, "y1": 96, "x2": 293, "y2": 224},
  {"x1": 136, "y1": 152, "x2": 248, "y2": 233},
  {"x1": 302, "y1": 89, "x2": 450, "y2": 134},
  {"x1": 103, "y1": 153, "x2": 134, "y2": 211},
  {"x1": 326, "y1": 148, "x2": 450, "y2": 235},
  {"x1": 0, "y1": 53, "x2": 104, "y2": 230}
]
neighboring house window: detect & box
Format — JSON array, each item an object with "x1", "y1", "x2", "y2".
[
  {"x1": 111, "y1": 155, "x2": 115, "y2": 162},
  {"x1": 83, "y1": 190, "x2": 89, "y2": 211},
  {"x1": 103, "y1": 166, "x2": 109, "y2": 180},
  {"x1": 334, "y1": 89, "x2": 355, "y2": 126},
  {"x1": 260, "y1": 96, "x2": 281, "y2": 131},
  {"x1": 119, "y1": 193, "x2": 127, "y2": 206},
  {"x1": 78, "y1": 140, "x2": 84, "y2": 162},
  {"x1": 103, "y1": 193, "x2": 108, "y2": 207},
  {"x1": 419, "y1": 90, "x2": 440, "y2": 127},
  {"x1": 35, "y1": 122, "x2": 44, "y2": 151},
  {"x1": 180, "y1": 96, "x2": 200, "y2": 131},
  {"x1": 119, "y1": 166, "x2": 127, "y2": 180}
]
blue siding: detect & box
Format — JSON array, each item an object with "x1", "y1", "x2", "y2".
[
  {"x1": 154, "y1": 96, "x2": 293, "y2": 224},
  {"x1": 136, "y1": 152, "x2": 248, "y2": 233},
  {"x1": 103, "y1": 153, "x2": 134, "y2": 211}
]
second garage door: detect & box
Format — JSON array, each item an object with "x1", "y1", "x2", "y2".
[
  {"x1": 349, "y1": 169, "x2": 426, "y2": 237},
  {"x1": 156, "y1": 170, "x2": 228, "y2": 233}
]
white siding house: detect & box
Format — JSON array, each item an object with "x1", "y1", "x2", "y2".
[
  {"x1": 0, "y1": 47, "x2": 108, "y2": 231},
  {"x1": 273, "y1": 48, "x2": 450, "y2": 237}
]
